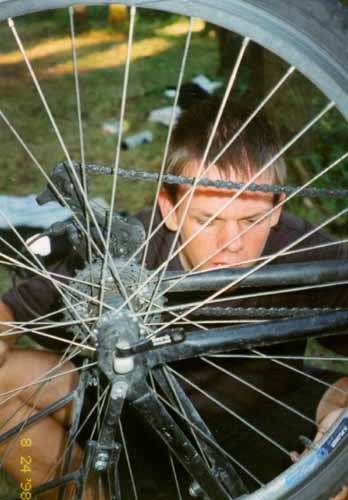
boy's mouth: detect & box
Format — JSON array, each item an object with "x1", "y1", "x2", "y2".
[{"x1": 210, "y1": 261, "x2": 245, "y2": 269}]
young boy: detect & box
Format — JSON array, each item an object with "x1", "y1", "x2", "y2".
[{"x1": 0, "y1": 98, "x2": 347, "y2": 497}]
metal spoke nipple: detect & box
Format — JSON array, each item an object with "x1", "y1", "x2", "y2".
[{"x1": 189, "y1": 480, "x2": 204, "y2": 497}]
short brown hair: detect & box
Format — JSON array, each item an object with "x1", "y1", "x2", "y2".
[{"x1": 164, "y1": 98, "x2": 286, "y2": 199}]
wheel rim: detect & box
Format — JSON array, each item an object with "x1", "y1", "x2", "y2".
[{"x1": 0, "y1": 1, "x2": 345, "y2": 498}]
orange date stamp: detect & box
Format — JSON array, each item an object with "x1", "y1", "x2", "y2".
[{"x1": 19, "y1": 438, "x2": 32, "y2": 500}]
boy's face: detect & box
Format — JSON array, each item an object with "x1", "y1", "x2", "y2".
[{"x1": 158, "y1": 162, "x2": 283, "y2": 271}]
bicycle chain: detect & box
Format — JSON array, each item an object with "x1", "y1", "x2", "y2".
[
  {"x1": 85, "y1": 163, "x2": 348, "y2": 199},
  {"x1": 186, "y1": 306, "x2": 342, "y2": 318}
]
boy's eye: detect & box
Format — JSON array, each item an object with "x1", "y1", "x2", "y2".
[
  {"x1": 243, "y1": 217, "x2": 259, "y2": 225},
  {"x1": 196, "y1": 218, "x2": 215, "y2": 226}
]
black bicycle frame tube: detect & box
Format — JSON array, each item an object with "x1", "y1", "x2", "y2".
[
  {"x1": 163, "y1": 260, "x2": 348, "y2": 292},
  {"x1": 58, "y1": 367, "x2": 89, "y2": 500},
  {"x1": 131, "y1": 383, "x2": 232, "y2": 499},
  {"x1": 148, "y1": 309, "x2": 348, "y2": 367},
  {"x1": 153, "y1": 367, "x2": 248, "y2": 497},
  {"x1": 4, "y1": 367, "x2": 89, "y2": 500}
]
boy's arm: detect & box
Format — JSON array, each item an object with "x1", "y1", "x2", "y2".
[{"x1": 0, "y1": 301, "x2": 19, "y2": 367}]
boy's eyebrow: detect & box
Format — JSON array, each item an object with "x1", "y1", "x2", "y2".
[{"x1": 190, "y1": 208, "x2": 270, "y2": 219}]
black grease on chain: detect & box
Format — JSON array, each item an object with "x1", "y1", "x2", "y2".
[{"x1": 85, "y1": 163, "x2": 348, "y2": 199}]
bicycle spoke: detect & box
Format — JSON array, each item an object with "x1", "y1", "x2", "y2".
[
  {"x1": 114, "y1": 101, "x2": 335, "y2": 323},
  {"x1": 161, "y1": 366, "x2": 210, "y2": 467},
  {"x1": 119, "y1": 419, "x2": 138, "y2": 500},
  {"x1": 145, "y1": 37, "x2": 250, "y2": 311},
  {"x1": 151, "y1": 200, "x2": 348, "y2": 335},
  {"x1": 5, "y1": 22, "x2": 130, "y2": 316},
  {"x1": 251, "y1": 348, "x2": 348, "y2": 399},
  {"x1": 156, "y1": 391, "x2": 263, "y2": 487},
  {"x1": 168, "y1": 367, "x2": 290, "y2": 456},
  {"x1": 99, "y1": 6, "x2": 137, "y2": 317},
  {"x1": 69, "y1": 6, "x2": 94, "y2": 292},
  {"x1": 1, "y1": 4, "x2": 348, "y2": 499},
  {"x1": 7, "y1": 19, "x2": 106, "y2": 246},
  {"x1": 140, "y1": 16, "x2": 194, "y2": 283},
  {"x1": 168, "y1": 451, "x2": 183, "y2": 500},
  {"x1": 139, "y1": 279, "x2": 348, "y2": 321},
  {"x1": 123, "y1": 50, "x2": 295, "y2": 273},
  {"x1": 44, "y1": 384, "x2": 110, "y2": 488},
  {"x1": 207, "y1": 354, "x2": 348, "y2": 362},
  {"x1": 154, "y1": 148, "x2": 348, "y2": 300},
  {"x1": 0, "y1": 109, "x2": 114, "y2": 267},
  {"x1": 0, "y1": 298, "x2": 95, "y2": 343},
  {"x1": 147, "y1": 319, "x2": 263, "y2": 326},
  {"x1": 201, "y1": 357, "x2": 316, "y2": 425},
  {"x1": 0, "y1": 359, "x2": 86, "y2": 469},
  {"x1": 0, "y1": 250, "x2": 110, "y2": 317},
  {"x1": 0, "y1": 211, "x2": 98, "y2": 339},
  {"x1": 158, "y1": 237, "x2": 348, "y2": 282},
  {"x1": 0, "y1": 362, "x2": 96, "y2": 405}
]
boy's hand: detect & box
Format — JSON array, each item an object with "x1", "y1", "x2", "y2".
[
  {"x1": 0, "y1": 339, "x2": 8, "y2": 367},
  {"x1": 314, "y1": 378, "x2": 348, "y2": 500},
  {"x1": 0, "y1": 301, "x2": 18, "y2": 363},
  {"x1": 291, "y1": 409, "x2": 348, "y2": 500},
  {"x1": 314, "y1": 408, "x2": 348, "y2": 499},
  {"x1": 292, "y1": 378, "x2": 348, "y2": 499}
]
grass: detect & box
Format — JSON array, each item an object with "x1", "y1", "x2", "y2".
[
  {"x1": 0, "y1": 7, "x2": 347, "y2": 325},
  {"x1": 0, "y1": 9, "x2": 220, "y2": 293},
  {"x1": 0, "y1": 9, "x2": 225, "y2": 287},
  {"x1": 0, "y1": 12, "x2": 217, "y2": 208}
]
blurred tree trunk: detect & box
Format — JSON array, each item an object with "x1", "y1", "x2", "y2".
[
  {"x1": 73, "y1": 5, "x2": 89, "y2": 30},
  {"x1": 74, "y1": 5, "x2": 88, "y2": 17},
  {"x1": 214, "y1": 26, "x2": 319, "y2": 188},
  {"x1": 214, "y1": 27, "x2": 313, "y2": 137},
  {"x1": 215, "y1": 28, "x2": 265, "y2": 106},
  {"x1": 108, "y1": 4, "x2": 128, "y2": 27}
]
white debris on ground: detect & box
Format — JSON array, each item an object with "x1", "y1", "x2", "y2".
[
  {"x1": 150, "y1": 74, "x2": 221, "y2": 127},
  {"x1": 148, "y1": 105, "x2": 182, "y2": 127},
  {"x1": 102, "y1": 119, "x2": 129, "y2": 135},
  {"x1": 191, "y1": 74, "x2": 222, "y2": 94},
  {"x1": 122, "y1": 131, "x2": 153, "y2": 149},
  {"x1": 0, "y1": 194, "x2": 108, "y2": 229}
]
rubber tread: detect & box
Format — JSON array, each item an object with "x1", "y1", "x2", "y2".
[
  {"x1": 0, "y1": 0, "x2": 348, "y2": 118},
  {"x1": 1, "y1": 0, "x2": 348, "y2": 498}
]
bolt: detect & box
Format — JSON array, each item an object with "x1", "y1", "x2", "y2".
[
  {"x1": 94, "y1": 451, "x2": 109, "y2": 471},
  {"x1": 111, "y1": 380, "x2": 128, "y2": 400},
  {"x1": 299, "y1": 435, "x2": 313, "y2": 448}
]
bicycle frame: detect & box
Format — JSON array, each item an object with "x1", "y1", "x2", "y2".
[
  {"x1": 4, "y1": 162, "x2": 348, "y2": 498},
  {"x1": 3, "y1": 305, "x2": 348, "y2": 499}
]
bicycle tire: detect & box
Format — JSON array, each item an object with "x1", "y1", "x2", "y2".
[
  {"x1": 0, "y1": 0, "x2": 348, "y2": 117},
  {"x1": 0, "y1": 1, "x2": 348, "y2": 499}
]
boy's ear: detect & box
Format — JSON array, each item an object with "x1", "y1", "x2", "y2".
[
  {"x1": 158, "y1": 189, "x2": 179, "y2": 232},
  {"x1": 270, "y1": 192, "x2": 286, "y2": 227}
]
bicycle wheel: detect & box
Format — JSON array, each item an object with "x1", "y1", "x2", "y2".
[{"x1": 0, "y1": 1, "x2": 348, "y2": 499}]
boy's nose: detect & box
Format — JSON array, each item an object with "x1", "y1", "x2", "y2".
[{"x1": 218, "y1": 222, "x2": 243, "y2": 253}]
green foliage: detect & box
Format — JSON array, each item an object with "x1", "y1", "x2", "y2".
[{"x1": 286, "y1": 106, "x2": 348, "y2": 234}]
